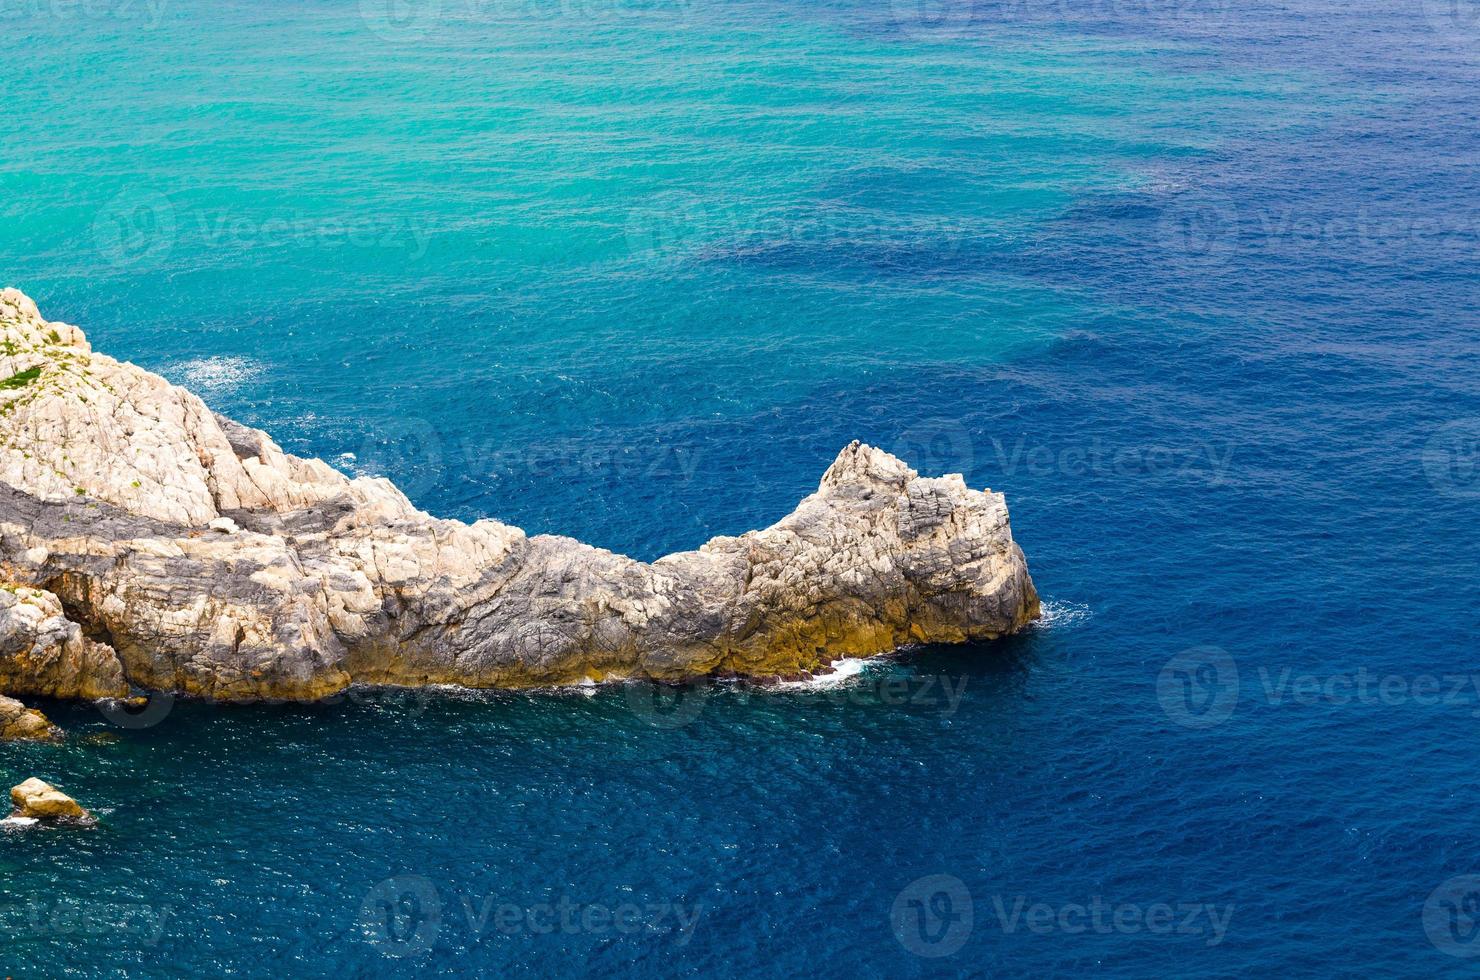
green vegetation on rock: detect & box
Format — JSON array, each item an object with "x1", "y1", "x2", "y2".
[{"x1": 0, "y1": 366, "x2": 42, "y2": 390}]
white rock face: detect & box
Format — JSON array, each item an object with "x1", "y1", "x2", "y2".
[
  {"x1": 0, "y1": 288, "x2": 371, "y2": 526},
  {"x1": 0, "y1": 288, "x2": 1039, "y2": 701}
]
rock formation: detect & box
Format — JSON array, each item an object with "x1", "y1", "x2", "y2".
[
  {"x1": 0, "y1": 693, "x2": 59, "y2": 741},
  {"x1": 0, "y1": 584, "x2": 128, "y2": 700},
  {"x1": 0, "y1": 287, "x2": 1038, "y2": 702},
  {"x1": 9, "y1": 777, "x2": 90, "y2": 822}
]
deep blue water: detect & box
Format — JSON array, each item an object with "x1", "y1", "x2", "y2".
[{"x1": 3, "y1": 0, "x2": 1480, "y2": 975}]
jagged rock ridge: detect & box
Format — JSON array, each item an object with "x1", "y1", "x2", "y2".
[{"x1": 0, "y1": 288, "x2": 1038, "y2": 702}]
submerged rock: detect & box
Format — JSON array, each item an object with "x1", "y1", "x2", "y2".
[
  {"x1": 0, "y1": 287, "x2": 1039, "y2": 701},
  {"x1": 0, "y1": 694, "x2": 60, "y2": 741},
  {"x1": 9, "y1": 777, "x2": 90, "y2": 822}
]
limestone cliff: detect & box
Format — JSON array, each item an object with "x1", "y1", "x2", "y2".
[{"x1": 0, "y1": 288, "x2": 1038, "y2": 702}]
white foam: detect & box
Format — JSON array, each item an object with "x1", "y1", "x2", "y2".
[
  {"x1": 775, "y1": 655, "x2": 877, "y2": 690},
  {"x1": 1, "y1": 816, "x2": 38, "y2": 830},
  {"x1": 344, "y1": 659, "x2": 877, "y2": 703},
  {"x1": 1035, "y1": 599, "x2": 1092, "y2": 631},
  {"x1": 165, "y1": 356, "x2": 263, "y2": 395}
]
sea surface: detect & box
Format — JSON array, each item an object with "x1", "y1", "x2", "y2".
[{"x1": 3, "y1": 0, "x2": 1480, "y2": 975}]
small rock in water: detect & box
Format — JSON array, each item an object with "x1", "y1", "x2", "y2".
[{"x1": 9, "y1": 778, "x2": 92, "y2": 823}]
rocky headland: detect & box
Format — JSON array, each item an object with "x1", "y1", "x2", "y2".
[{"x1": 0, "y1": 287, "x2": 1038, "y2": 711}]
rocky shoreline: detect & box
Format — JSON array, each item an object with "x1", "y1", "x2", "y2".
[{"x1": 0, "y1": 287, "x2": 1038, "y2": 725}]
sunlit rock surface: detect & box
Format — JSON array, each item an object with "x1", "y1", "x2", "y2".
[{"x1": 0, "y1": 288, "x2": 1038, "y2": 701}]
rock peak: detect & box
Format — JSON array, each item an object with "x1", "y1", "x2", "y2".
[{"x1": 821, "y1": 440, "x2": 915, "y2": 489}]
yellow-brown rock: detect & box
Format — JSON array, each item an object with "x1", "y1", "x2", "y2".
[
  {"x1": 9, "y1": 777, "x2": 90, "y2": 821},
  {"x1": 0, "y1": 694, "x2": 60, "y2": 741}
]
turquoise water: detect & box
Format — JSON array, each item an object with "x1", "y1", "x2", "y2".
[
  {"x1": 2, "y1": 0, "x2": 1319, "y2": 550},
  {"x1": 5, "y1": 0, "x2": 1480, "y2": 975}
]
